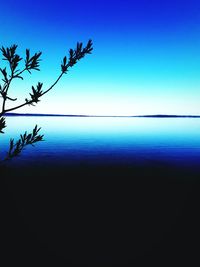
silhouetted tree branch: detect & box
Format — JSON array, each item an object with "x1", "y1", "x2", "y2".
[{"x1": 0, "y1": 39, "x2": 93, "y2": 160}]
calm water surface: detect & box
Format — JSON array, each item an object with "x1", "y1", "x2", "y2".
[{"x1": 1, "y1": 116, "x2": 200, "y2": 167}]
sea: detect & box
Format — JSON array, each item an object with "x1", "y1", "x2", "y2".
[{"x1": 1, "y1": 116, "x2": 200, "y2": 170}]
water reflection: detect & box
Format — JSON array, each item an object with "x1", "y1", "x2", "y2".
[{"x1": 1, "y1": 116, "x2": 200, "y2": 167}]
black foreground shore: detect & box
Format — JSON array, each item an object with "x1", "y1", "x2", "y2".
[{"x1": 1, "y1": 162, "x2": 200, "y2": 266}]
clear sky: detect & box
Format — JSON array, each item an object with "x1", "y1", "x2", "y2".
[{"x1": 0, "y1": 0, "x2": 200, "y2": 115}]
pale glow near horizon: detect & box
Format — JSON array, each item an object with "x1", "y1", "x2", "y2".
[{"x1": 3, "y1": 91, "x2": 200, "y2": 116}]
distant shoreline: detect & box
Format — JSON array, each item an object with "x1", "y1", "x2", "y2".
[{"x1": 4, "y1": 113, "x2": 200, "y2": 118}]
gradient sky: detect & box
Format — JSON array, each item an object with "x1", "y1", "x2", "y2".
[{"x1": 0, "y1": 0, "x2": 200, "y2": 115}]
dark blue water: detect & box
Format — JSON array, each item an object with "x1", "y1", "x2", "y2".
[{"x1": 1, "y1": 116, "x2": 200, "y2": 168}]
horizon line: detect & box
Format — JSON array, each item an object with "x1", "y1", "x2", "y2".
[{"x1": 4, "y1": 112, "x2": 200, "y2": 118}]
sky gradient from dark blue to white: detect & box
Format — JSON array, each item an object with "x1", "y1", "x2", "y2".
[{"x1": 0, "y1": 0, "x2": 200, "y2": 115}]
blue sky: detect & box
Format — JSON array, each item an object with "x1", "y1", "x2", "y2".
[{"x1": 0, "y1": 0, "x2": 200, "y2": 115}]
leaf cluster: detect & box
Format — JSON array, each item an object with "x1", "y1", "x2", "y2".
[
  {"x1": 0, "y1": 67, "x2": 9, "y2": 83},
  {"x1": 28, "y1": 82, "x2": 43, "y2": 104},
  {"x1": 25, "y1": 49, "x2": 42, "y2": 73},
  {"x1": 0, "y1": 45, "x2": 42, "y2": 82},
  {"x1": 0, "y1": 45, "x2": 42, "y2": 107},
  {"x1": 61, "y1": 39, "x2": 93, "y2": 73},
  {"x1": 0, "y1": 45, "x2": 22, "y2": 74},
  {"x1": 7, "y1": 125, "x2": 44, "y2": 159},
  {"x1": 0, "y1": 83, "x2": 6, "y2": 99},
  {"x1": 0, "y1": 117, "x2": 6, "y2": 133}
]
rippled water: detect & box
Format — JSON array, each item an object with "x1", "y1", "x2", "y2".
[{"x1": 1, "y1": 116, "x2": 200, "y2": 167}]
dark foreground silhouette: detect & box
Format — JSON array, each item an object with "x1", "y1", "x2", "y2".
[{"x1": 1, "y1": 161, "x2": 200, "y2": 265}]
